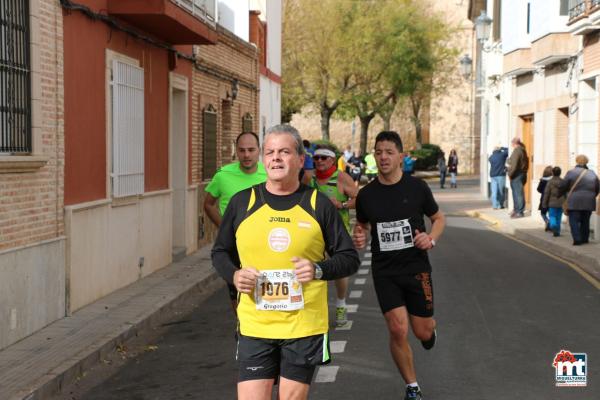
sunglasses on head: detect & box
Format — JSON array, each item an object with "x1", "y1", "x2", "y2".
[{"x1": 313, "y1": 155, "x2": 331, "y2": 161}]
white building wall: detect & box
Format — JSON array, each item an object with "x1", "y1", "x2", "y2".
[
  {"x1": 266, "y1": 0, "x2": 281, "y2": 75},
  {"x1": 250, "y1": 0, "x2": 282, "y2": 141},
  {"x1": 218, "y1": 0, "x2": 250, "y2": 41},
  {"x1": 259, "y1": 77, "x2": 281, "y2": 139},
  {"x1": 530, "y1": 0, "x2": 569, "y2": 40},
  {"x1": 502, "y1": 0, "x2": 532, "y2": 54}
]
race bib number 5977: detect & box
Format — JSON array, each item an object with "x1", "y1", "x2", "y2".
[
  {"x1": 255, "y1": 269, "x2": 304, "y2": 311},
  {"x1": 377, "y1": 219, "x2": 414, "y2": 251}
]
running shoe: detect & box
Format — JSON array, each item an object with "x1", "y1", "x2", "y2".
[
  {"x1": 335, "y1": 307, "x2": 348, "y2": 327},
  {"x1": 421, "y1": 329, "x2": 436, "y2": 350},
  {"x1": 404, "y1": 386, "x2": 423, "y2": 400}
]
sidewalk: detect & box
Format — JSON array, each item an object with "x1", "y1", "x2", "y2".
[
  {"x1": 465, "y1": 207, "x2": 600, "y2": 283},
  {"x1": 0, "y1": 245, "x2": 223, "y2": 400}
]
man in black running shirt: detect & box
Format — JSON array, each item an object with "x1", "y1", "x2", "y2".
[{"x1": 353, "y1": 131, "x2": 445, "y2": 400}]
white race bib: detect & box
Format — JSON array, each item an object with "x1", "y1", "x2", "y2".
[
  {"x1": 377, "y1": 219, "x2": 414, "y2": 251},
  {"x1": 255, "y1": 269, "x2": 304, "y2": 311}
]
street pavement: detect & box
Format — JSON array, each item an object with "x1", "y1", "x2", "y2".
[{"x1": 48, "y1": 176, "x2": 600, "y2": 400}]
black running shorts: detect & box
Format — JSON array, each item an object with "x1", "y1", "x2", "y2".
[
  {"x1": 237, "y1": 333, "x2": 331, "y2": 384},
  {"x1": 373, "y1": 272, "x2": 434, "y2": 317}
]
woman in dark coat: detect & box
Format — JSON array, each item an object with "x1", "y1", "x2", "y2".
[
  {"x1": 537, "y1": 166, "x2": 553, "y2": 230},
  {"x1": 560, "y1": 155, "x2": 600, "y2": 245},
  {"x1": 447, "y1": 149, "x2": 458, "y2": 188}
]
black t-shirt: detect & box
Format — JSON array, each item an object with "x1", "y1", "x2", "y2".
[{"x1": 355, "y1": 175, "x2": 439, "y2": 276}]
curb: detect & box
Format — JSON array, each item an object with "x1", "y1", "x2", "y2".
[
  {"x1": 1, "y1": 246, "x2": 224, "y2": 400},
  {"x1": 466, "y1": 210, "x2": 600, "y2": 283}
]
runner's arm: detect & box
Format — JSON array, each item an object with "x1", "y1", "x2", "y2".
[
  {"x1": 211, "y1": 198, "x2": 242, "y2": 284},
  {"x1": 340, "y1": 172, "x2": 359, "y2": 209},
  {"x1": 427, "y1": 210, "x2": 445, "y2": 243},
  {"x1": 203, "y1": 193, "x2": 222, "y2": 227},
  {"x1": 317, "y1": 196, "x2": 360, "y2": 280}
]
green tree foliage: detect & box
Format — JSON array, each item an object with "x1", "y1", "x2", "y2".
[
  {"x1": 282, "y1": 0, "x2": 459, "y2": 148},
  {"x1": 282, "y1": 0, "x2": 358, "y2": 138}
]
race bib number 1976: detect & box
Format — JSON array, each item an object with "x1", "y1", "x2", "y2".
[
  {"x1": 255, "y1": 269, "x2": 304, "y2": 311},
  {"x1": 377, "y1": 219, "x2": 414, "y2": 251}
]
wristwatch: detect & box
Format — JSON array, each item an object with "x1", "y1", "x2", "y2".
[
  {"x1": 429, "y1": 237, "x2": 436, "y2": 248},
  {"x1": 314, "y1": 263, "x2": 323, "y2": 280}
]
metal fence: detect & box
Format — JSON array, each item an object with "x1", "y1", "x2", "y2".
[
  {"x1": 569, "y1": 0, "x2": 588, "y2": 19},
  {"x1": 0, "y1": 0, "x2": 31, "y2": 154}
]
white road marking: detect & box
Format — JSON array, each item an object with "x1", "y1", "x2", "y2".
[
  {"x1": 364, "y1": 252, "x2": 371, "y2": 258},
  {"x1": 367, "y1": 245, "x2": 371, "y2": 251},
  {"x1": 346, "y1": 304, "x2": 358, "y2": 313},
  {"x1": 335, "y1": 320, "x2": 353, "y2": 331},
  {"x1": 354, "y1": 278, "x2": 366, "y2": 285},
  {"x1": 358, "y1": 269, "x2": 369, "y2": 275},
  {"x1": 349, "y1": 290, "x2": 362, "y2": 299},
  {"x1": 330, "y1": 341, "x2": 347, "y2": 353},
  {"x1": 315, "y1": 366, "x2": 340, "y2": 383},
  {"x1": 361, "y1": 260, "x2": 371, "y2": 266}
]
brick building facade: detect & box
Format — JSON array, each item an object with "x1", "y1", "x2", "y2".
[
  {"x1": 0, "y1": 0, "x2": 65, "y2": 350},
  {"x1": 0, "y1": 0, "x2": 261, "y2": 351}
]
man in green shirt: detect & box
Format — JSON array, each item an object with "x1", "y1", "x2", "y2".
[{"x1": 204, "y1": 131, "x2": 266, "y2": 310}]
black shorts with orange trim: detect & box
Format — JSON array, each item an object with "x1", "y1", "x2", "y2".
[{"x1": 373, "y1": 272, "x2": 434, "y2": 317}]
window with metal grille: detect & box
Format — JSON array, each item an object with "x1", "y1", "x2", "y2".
[
  {"x1": 0, "y1": 0, "x2": 31, "y2": 154},
  {"x1": 203, "y1": 104, "x2": 217, "y2": 180},
  {"x1": 110, "y1": 60, "x2": 145, "y2": 197},
  {"x1": 242, "y1": 112, "x2": 254, "y2": 133}
]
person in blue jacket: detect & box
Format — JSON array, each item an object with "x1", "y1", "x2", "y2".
[{"x1": 488, "y1": 145, "x2": 508, "y2": 209}]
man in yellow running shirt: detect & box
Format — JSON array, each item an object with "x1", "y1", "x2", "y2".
[{"x1": 212, "y1": 124, "x2": 359, "y2": 400}]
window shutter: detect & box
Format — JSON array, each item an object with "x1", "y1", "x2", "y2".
[
  {"x1": 111, "y1": 60, "x2": 145, "y2": 197},
  {"x1": 203, "y1": 104, "x2": 218, "y2": 180}
]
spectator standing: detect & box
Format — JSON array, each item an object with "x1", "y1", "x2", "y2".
[
  {"x1": 537, "y1": 166, "x2": 553, "y2": 230},
  {"x1": 447, "y1": 149, "x2": 458, "y2": 188},
  {"x1": 560, "y1": 155, "x2": 600, "y2": 245},
  {"x1": 542, "y1": 166, "x2": 566, "y2": 237},
  {"x1": 437, "y1": 153, "x2": 447, "y2": 189},
  {"x1": 506, "y1": 137, "x2": 529, "y2": 218},
  {"x1": 488, "y1": 146, "x2": 508, "y2": 208}
]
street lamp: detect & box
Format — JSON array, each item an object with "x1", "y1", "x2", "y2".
[
  {"x1": 459, "y1": 54, "x2": 473, "y2": 80},
  {"x1": 475, "y1": 10, "x2": 492, "y2": 42}
]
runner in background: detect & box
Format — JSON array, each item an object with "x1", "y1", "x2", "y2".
[
  {"x1": 311, "y1": 144, "x2": 359, "y2": 326},
  {"x1": 203, "y1": 132, "x2": 266, "y2": 312}
]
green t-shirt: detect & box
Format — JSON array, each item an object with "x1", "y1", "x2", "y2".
[
  {"x1": 365, "y1": 153, "x2": 377, "y2": 174},
  {"x1": 205, "y1": 162, "x2": 267, "y2": 215}
]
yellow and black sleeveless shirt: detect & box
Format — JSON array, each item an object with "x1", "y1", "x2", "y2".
[
  {"x1": 235, "y1": 184, "x2": 327, "y2": 339},
  {"x1": 212, "y1": 183, "x2": 360, "y2": 340}
]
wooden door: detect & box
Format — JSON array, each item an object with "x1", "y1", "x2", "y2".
[{"x1": 521, "y1": 115, "x2": 534, "y2": 209}]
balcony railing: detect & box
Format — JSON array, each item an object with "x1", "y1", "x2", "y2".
[
  {"x1": 172, "y1": 0, "x2": 216, "y2": 26},
  {"x1": 569, "y1": 0, "x2": 587, "y2": 20}
]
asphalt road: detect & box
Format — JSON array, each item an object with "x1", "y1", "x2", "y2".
[{"x1": 55, "y1": 178, "x2": 600, "y2": 400}]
